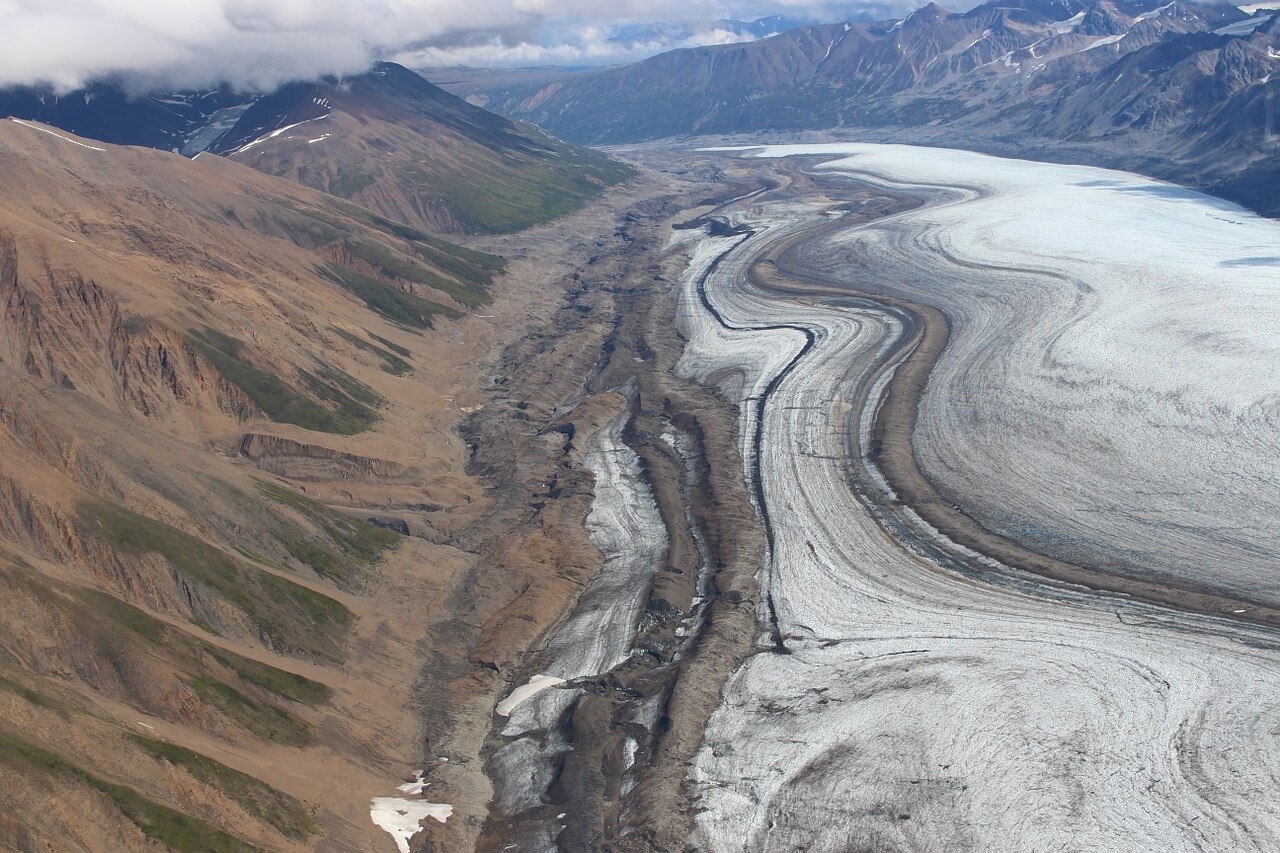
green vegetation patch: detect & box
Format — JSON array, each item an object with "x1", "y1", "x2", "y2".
[
  {"x1": 183, "y1": 677, "x2": 313, "y2": 747},
  {"x1": 0, "y1": 547, "x2": 32, "y2": 570},
  {"x1": 331, "y1": 327, "x2": 412, "y2": 375},
  {"x1": 329, "y1": 168, "x2": 380, "y2": 199},
  {"x1": 250, "y1": 205, "x2": 345, "y2": 250},
  {"x1": 201, "y1": 646, "x2": 331, "y2": 707},
  {"x1": 233, "y1": 545, "x2": 291, "y2": 573},
  {"x1": 129, "y1": 734, "x2": 316, "y2": 840},
  {"x1": 78, "y1": 499, "x2": 352, "y2": 661},
  {"x1": 321, "y1": 263, "x2": 461, "y2": 330},
  {"x1": 344, "y1": 240, "x2": 492, "y2": 308},
  {"x1": 395, "y1": 131, "x2": 634, "y2": 234},
  {"x1": 0, "y1": 674, "x2": 58, "y2": 711},
  {"x1": 87, "y1": 588, "x2": 327, "y2": 736},
  {"x1": 369, "y1": 331, "x2": 411, "y2": 358},
  {"x1": 350, "y1": 207, "x2": 507, "y2": 277},
  {"x1": 0, "y1": 568, "x2": 327, "y2": 752},
  {"x1": 297, "y1": 364, "x2": 382, "y2": 434},
  {"x1": 309, "y1": 364, "x2": 380, "y2": 409},
  {"x1": 410, "y1": 233, "x2": 505, "y2": 285},
  {"x1": 277, "y1": 537, "x2": 350, "y2": 589},
  {"x1": 83, "y1": 585, "x2": 171, "y2": 646},
  {"x1": 0, "y1": 733, "x2": 258, "y2": 852},
  {"x1": 188, "y1": 327, "x2": 379, "y2": 435},
  {"x1": 256, "y1": 197, "x2": 506, "y2": 307},
  {"x1": 255, "y1": 480, "x2": 399, "y2": 590}
]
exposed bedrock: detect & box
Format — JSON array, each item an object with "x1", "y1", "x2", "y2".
[{"x1": 237, "y1": 432, "x2": 413, "y2": 481}]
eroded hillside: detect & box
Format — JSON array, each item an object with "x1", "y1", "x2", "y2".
[{"x1": 0, "y1": 116, "x2": 639, "y2": 851}]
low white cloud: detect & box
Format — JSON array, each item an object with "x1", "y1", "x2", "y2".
[
  {"x1": 396, "y1": 26, "x2": 761, "y2": 69},
  {"x1": 0, "y1": 0, "x2": 920, "y2": 92}
]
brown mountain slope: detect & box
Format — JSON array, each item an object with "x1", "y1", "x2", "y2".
[
  {"x1": 0, "y1": 62, "x2": 634, "y2": 238},
  {"x1": 220, "y1": 63, "x2": 634, "y2": 235},
  {"x1": 0, "y1": 116, "x2": 510, "y2": 431},
  {"x1": 0, "y1": 117, "x2": 513, "y2": 850}
]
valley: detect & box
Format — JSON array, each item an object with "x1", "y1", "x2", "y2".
[
  {"x1": 411, "y1": 141, "x2": 1280, "y2": 851},
  {"x1": 451, "y1": 0, "x2": 1280, "y2": 218},
  {"x1": 2, "y1": 71, "x2": 1279, "y2": 853},
  {"x1": 0, "y1": 115, "x2": 663, "y2": 852},
  {"x1": 4, "y1": 0, "x2": 1280, "y2": 849}
]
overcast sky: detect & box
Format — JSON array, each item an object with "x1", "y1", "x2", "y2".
[{"x1": 0, "y1": 0, "x2": 921, "y2": 93}]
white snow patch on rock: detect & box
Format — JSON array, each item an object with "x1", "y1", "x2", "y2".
[
  {"x1": 495, "y1": 674, "x2": 566, "y2": 716},
  {"x1": 370, "y1": 797, "x2": 452, "y2": 853},
  {"x1": 9, "y1": 118, "x2": 106, "y2": 151}
]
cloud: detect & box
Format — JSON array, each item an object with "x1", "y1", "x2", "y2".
[
  {"x1": 394, "y1": 26, "x2": 762, "y2": 69},
  {"x1": 0, "y1": 0, "x2": 921, "y2": 92}
]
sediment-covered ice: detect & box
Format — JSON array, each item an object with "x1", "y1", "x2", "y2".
[
  {"x1": 499, "y1": 406, "x2": 666, "y2": 738},
  {"x1": 491, "y1": 405, "x2": 667, "y2": 824}
]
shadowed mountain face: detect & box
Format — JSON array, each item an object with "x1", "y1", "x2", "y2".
[
  {"x1": 456, "y1": 0, "x2": 1280, "y2": 214},
  {"x1": 0, "y1": 62, "x2": 632, "y2": 234}
]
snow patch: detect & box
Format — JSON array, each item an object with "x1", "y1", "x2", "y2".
[
  {"x1": 1083, "y1": 33, "x2": 1127, "y2": 50},
  {"x1": 1134, "y1": 2, "x2": 1176, "y2": 22},
  {"x1": 1216, "y1": 15, "x2": 1269, "y2": 34},
  {"x1": 1053, "y1": 11, "x2": 1086, "y2": 33},
  {"x1": 396, "y1": 771, "x2": 427, "y2": 795},
  {"x1": 495, "y1": 674, "x2": 566, "y2": 716},
  {"x1": 8, "y1": 119, "x2": 105, "y2": 152},
  {"x1": 230, "y1": 115, "x2": 327, "y2": 155},
  {"x1": 370, "y1": 798, "x2": 452, "y2": 853},
  {"x1": 180, "y1": 101, "x2": 258, "y2": 156}
]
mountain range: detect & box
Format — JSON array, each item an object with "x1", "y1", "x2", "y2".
[
  {"x1": 454, "y1": 0, "x2": 1280, "y2": 215},
  {"x1": 0, "y1": 62, "x2": 631, "y2": 234}
]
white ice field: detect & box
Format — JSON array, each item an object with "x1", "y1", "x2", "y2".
[
  {"x1": 745, "y1": 142, "x2": 1280, "y2": 604},
  {"x1": 678, "y1": 144, "x2": 1280, "y2": 852}
]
